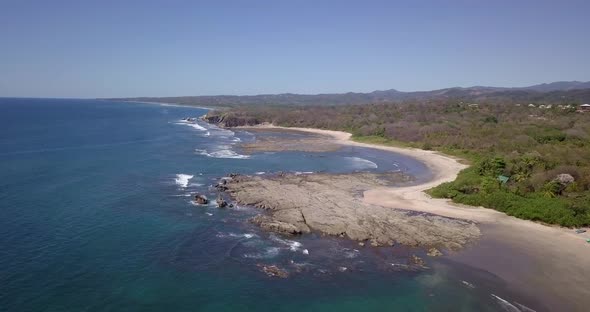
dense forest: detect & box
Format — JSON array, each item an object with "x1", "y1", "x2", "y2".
[{"x1": 205, "y1": 101, "x2": 590, "y2": 227}]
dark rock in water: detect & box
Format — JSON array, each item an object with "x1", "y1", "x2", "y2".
[
  {"x1": 427, "y1": 248, "x2": 443, "y2": 257},
  {"x1": 258, "y1": 264, "x2": 289, "y2": 278},
  {"x1": 214, "y1": 182, "x2": 228, "y2": 191},
  {"x1": 229, "y1": 203, "x2": 234, "y2": 208},
  {"x1": 216, "y1": 195, "x2": 228, "y2": 208},
  {"x1": 194, "y1": 194, "x2": 208, "y2": 205},
  {"x1": 409, "y1": 255, "x2": 426, "y2": 267},
  {"x1": 249, "y1": 215, "x2": 303, "y2": 235},
  {"x1": 229, "y1": 173, "x2": 240, "y2": 178}
]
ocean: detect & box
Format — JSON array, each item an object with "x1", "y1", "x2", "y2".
[{"x1": 0, "y1": 98, "x2": 538, "y2": 311}]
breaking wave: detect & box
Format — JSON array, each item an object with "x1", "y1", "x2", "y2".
[
  {"x1": 195, "y1": 148, "x2": 250, "y2": 159},
  {"x1": 345, "y1": 156, "x2": 378, "y2": 169},
  {"x1": 491, "y1": 294, "x2": 526, "y2": 312},
  {"x1": 174, "y1": 120, "x2": 207, "y2": 131},
  {"x1": 175, "y1": 174, "x2": 194, "y2": 188}
]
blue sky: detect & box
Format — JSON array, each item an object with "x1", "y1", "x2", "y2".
[{"x1": 1, "y1": 0, "x2": 589, "y2": 98}]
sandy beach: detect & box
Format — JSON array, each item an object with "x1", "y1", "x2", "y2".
[{"x1": 240, "y1": 124, "x2": 590, "y2": 311}]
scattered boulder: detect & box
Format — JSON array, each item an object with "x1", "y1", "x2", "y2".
[
  {"x1": 258, "y1": 264, "x2": 289, "y2": 278},
  {"x1": 427, "y1": 248, "x2": 443, "y2": 257},
  {"x1": 554, "y1": 173, "x2": 575, "y2": 185},
  {"x1": 194, "y1": 194, "x2": 208, "y2": 205},
  {"x1": 409, "y1": 255, "x2": 426, "y2": 267},
  {"x1": 216, "y1": 195, "x2": 228, "y2": 208}
]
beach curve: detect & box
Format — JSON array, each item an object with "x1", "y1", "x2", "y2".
[{"x1": 240, "y1": 124, "x2": 590, "y2": 311}]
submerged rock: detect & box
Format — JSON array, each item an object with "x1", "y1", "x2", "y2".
[
  {"x1": 258, "y1": 264, "x2": 289, "y2": 278},
  {"x1": 409, "y1": 255, "x2": 426, "y2": 267},
  {"x1": 427, "y1": 248, "x2": 443, "y2": 257}
]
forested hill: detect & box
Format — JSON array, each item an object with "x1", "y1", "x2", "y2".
[
  {"x1": 204, "y1": 101, "x2": 590, "y2": 228},
  {"x1": 108, "y1": 81, "x2": 590, "y2": 107}
]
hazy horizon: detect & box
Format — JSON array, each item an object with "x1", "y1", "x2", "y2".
[{"x1": 2, "y1": 0, "x2": 589, "y2": 98}]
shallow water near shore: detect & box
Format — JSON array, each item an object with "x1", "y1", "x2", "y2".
[{"x1": 0, "y1": 98, "x2": 542, "y2": 311}]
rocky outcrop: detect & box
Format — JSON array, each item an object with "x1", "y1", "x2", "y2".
[
  {"x1": 249, "y1": 215, "x2": 308, "y2": 235},
  {"x1": 203, "y1": 113, "x2": 260, "y2": 128},
  {"x1": 221, "y1": 172, "x2": 480, "y2": 249}
]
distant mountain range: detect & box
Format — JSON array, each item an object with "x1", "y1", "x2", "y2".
[{"x1": 109, "y1": 81, "x2": 590, "y2": 106}]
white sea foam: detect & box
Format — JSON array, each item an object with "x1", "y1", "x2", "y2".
[
  {"x1": 189, "y1": 123, "x2": 207, "y2": 131},
  {"x1": 195, "y1": 148, "x2": 250, "y2": 159},
  {"x1": 255, "y1": 171, "x2": 266, "y2": 175},
  {"x1": 174, "y1": 120, "x2": 207, "y2": 131},
  {"x1": 270, "y1": 235, "x2": 302, "y2": 251},
  {"x1": 342, "y1": 248, "x2": 360, "y2": 259},
  {"x1": 345, "y1": 156, "x2": 378, "y2": 169},
  {"x1": 175, "y1": 174, "x2": 194, "y2": 188},
  {"x1": 206, "y1": 212, "x2": 213, "y2": 216},
  {"x1": 204, "y1": 131, "x2": 211, "y2": 136},
  {"x1": 491, "y1": 294, "x2": 523, "y2": 312},
  {"x1": 461, "y1": 280, "x2": 475, "y2": 289},
  {"x1": 243, "y1": 247, "x2": 280, "y2": 259},
  {"x1": 294, "y1": 171, "x2": 314, "y2": 175},
  {"x1": 217, "y1": 232, "x2": 257, "y2": 239}
]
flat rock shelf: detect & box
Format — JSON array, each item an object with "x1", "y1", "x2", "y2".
[{"x1": 221, "y1": 172, "x2": 481, "y2": 250}]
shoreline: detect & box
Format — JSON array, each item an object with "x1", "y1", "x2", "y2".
[{"x1": 237, "y1": 124, "x2": 590, "y2": 311}]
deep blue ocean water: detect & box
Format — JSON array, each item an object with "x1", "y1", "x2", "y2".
[{"x1": 0, "y1": 98, "x2": 537, "y2": 311}]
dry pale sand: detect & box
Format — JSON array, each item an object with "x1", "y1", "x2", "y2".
[{"x1": 242, "y1": 124, "x2": 590, "y2": 311}]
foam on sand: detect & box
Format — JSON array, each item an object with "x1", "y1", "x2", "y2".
[{"x1": 175, "y1": 174, "x2": 194, "y2": 188}]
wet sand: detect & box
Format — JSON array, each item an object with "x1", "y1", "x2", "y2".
[{"x1": 238, "y1": 124, "x2": 590, "y2": 311}]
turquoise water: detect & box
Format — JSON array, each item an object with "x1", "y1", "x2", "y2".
[{"x1": 0, "y1": 99, "x2": 538, "y2": 311}]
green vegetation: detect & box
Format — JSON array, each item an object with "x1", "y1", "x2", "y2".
[{"x1": 206, "y1": 101, "x2": 590, "y2": 227}]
